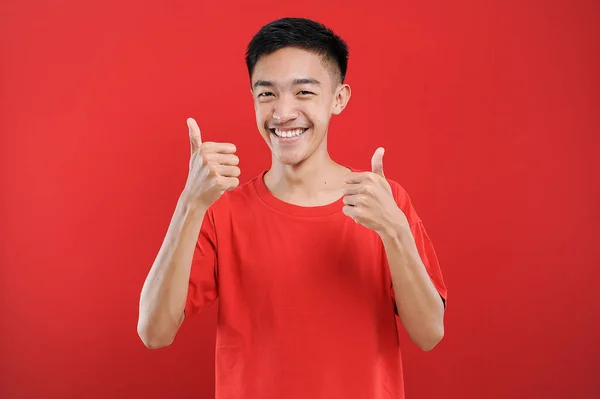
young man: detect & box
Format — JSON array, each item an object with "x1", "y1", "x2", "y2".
[{"x1": 138, "y1": 17, "x2": 447, "y2": 399}]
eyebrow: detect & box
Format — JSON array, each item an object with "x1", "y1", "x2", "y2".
[
  {"x1": 293, "y1": 77, "x2": 321, "y2": 86},
  {"x1": 252, "y1": 77, "x2": 322, "y2": 90}
]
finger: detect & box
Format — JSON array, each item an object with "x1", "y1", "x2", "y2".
[
  {"x1": 342, "y1": 194, "x2": 360, "y2": 207},
  {"x1": 203, "y1": 153, "x2": 240, "y2": 166},
  {"x1": 220, "y1": 176, "x2": 240, "y2": 191},
  {"x1": 342, "y1": 205, "x2": 358, "y2": 222},
  {"x1": 344, "y1": 172, "x2": 371, "y2": 184},
  {"x1": 187, "y1": 118, "x2": 202, "y2": 153},
  {"x1": 342, "y1": 183, "x2": 370, "y2": 196},
  {"x1": 201, "y1": 142, "x2": 237, "y2": 154},
  {"x1": 371, "y1": 147, "x2": 385, "y2": 177},
  {"x1": 216, "y1": 165, "x2": 241, "y2": 178}
]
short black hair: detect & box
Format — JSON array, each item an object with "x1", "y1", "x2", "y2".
[{"x1": 245, "y1": 17, "x2": 349, "y2": 85}]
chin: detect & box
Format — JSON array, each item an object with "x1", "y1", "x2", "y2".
[
  {"x1": 274, "y1": 151, "x2": 307, "y2": 166},
  {"x1": 264, "y1": 128, "x2": 314, "y2": 166}
]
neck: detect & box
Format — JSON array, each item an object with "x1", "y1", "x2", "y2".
[
  {"x1": 268, "y1": 152, "x2": 335, "y2": 192},
  {"x1": 264, "y1": 143, "x2": 350, "y2": 206}
]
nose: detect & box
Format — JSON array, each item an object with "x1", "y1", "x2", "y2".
[{"x1": 272, "y1": 96, "x2": 298, "y2": 123}]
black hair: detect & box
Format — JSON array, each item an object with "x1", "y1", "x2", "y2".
[{"x1": 245, "y1": 17, "x2": 349, "y2": 84}]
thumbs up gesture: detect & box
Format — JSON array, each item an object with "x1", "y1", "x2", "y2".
[
  {"x1": 183, "y1": 118, "x2": 240, "y2": 210},
  {"x1": 342, "y1": 147, "x2": 408, "y2": 235}
]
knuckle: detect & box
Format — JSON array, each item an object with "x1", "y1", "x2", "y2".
[
  {"x1": 215, "y1": 175, "x2": 226, "y2": 188},
  {"x1": 199, "y1": 143, "x2": 209, "y2": 156},
  {"x1": 207, "y1": 163, "x2": 218, "y2": 175},
  {"x1": 358, "y1": 195, "x2": 367, "y2": 206}
]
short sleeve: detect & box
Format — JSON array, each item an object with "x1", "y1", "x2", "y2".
[
  {"x1": 388, "y1": 180, "x2": 448, "y2": 307},
  {"x1": 184, "y1": 207, "x2": 219, "y2": 318},
  {"x1": 409, "y1": 221, "x2": 447, "y2": 305}
]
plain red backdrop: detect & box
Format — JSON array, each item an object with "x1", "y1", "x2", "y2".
[{"x1": 1, "y1": 0, "x2": 599, "y2": 398}]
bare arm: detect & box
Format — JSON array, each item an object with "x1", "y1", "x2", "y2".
[
  {"x1": 137, "y1": 118, "x2": 240, "y2": 349},
  {"x1": 342, "y1": 147, "x2": 445, "y2": 352},
  {"x1": 137, "y1": 197, "x2": 207, "y2": 349},
  {"x1": 380, "y1": 221, "x2": 445, "y2": 351}
]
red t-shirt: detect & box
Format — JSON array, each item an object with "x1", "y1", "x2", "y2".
[{"x1": 185, "y1": 170, "x2": 447, "y2": 399}]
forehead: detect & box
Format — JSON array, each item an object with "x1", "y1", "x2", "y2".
[{"x1": 251, "y1": 47, "x2": 336, "y2": 87}]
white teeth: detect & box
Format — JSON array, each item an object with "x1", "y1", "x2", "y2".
[{"x1": 274, "y1": 128, "x2": 306, "y2": 138}]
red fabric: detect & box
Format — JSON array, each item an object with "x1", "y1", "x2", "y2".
[{"x1": 185, "y1": 170, "x2": 447, "y2": 399}]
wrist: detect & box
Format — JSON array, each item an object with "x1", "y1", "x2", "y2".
[
  {"x1": 178, "y1": 190, "x2": 209, "y2": 216},
  {"x1": 377, "y1": 208, "x2": 410, "y2": 241}
]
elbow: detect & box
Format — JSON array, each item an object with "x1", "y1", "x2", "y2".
[
  {"x1": 137, "y1": 318, "x2": 177, "y2": 350},
  {"x1": 414, "y1": 325, "x2": 444, "y2": 352},
  {"x1": 139, "y1": 333, "x2": 174, "y2": 350}
]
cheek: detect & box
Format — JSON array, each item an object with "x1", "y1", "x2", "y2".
[
  {"x1": 255, "y1": 106, "x2": 269, "y2": 127},
  {"x1": 307, "y1": 101, "x2": 332, "y2": 128}
]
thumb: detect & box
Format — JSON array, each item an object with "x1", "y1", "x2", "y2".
[
  {"x1": 187, "y1": 117, "x2": 202, "y2": 153},
  {"x1": 371, "y1": 147, "x2": 385, "y2": 177}
]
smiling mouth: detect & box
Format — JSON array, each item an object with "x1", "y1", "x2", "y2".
[{"x1": 269, "y1": 128, "x2": 308, "y2": 138}]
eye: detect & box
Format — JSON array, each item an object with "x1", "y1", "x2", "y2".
[
  {"x1": 298, "y1": 91, "x2": 314, "y2": 96},
  {"x1": 258, "y1": 92, "x2": 274, "y2": 98}
]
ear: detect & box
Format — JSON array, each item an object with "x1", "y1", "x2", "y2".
[
  {"x1": 332, "y1": 83, "x2": 351, "y2": 115},
  {"x1": 250, "y1": 88, "x2": 257, "y2": 110}
]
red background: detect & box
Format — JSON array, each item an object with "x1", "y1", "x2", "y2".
[{"x1": 2, "y1": 0, "x2": 599, "y2": 398}]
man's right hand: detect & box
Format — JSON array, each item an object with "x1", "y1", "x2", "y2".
[{"x1": 183, "y1": 117, "x2": 240, "y2": 209}]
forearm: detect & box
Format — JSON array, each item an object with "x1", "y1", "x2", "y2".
[
  {"x1": 380, "y1": 221, "x2": 445, "y2": 351},
  {"x1": 137, "y1": 194, "x2": 207, "y2": 348}
]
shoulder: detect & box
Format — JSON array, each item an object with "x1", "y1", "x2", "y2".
[
  {"x1": 207, "y1": 172, "x2": 263, "y2": 217},
  {"x1": 386, "y1": 177, "x2": 422, "y2": 226},
  {"x1": 386, "y1": 178, "x2": 408, "y2": 202}
]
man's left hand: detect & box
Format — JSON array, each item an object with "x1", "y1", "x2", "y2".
[{"x1": 342, "y1": 147, "x2": 409, "y2": 236}]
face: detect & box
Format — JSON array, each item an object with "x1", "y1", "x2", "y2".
[{"x1": 251, "y1": 47, "x2": 351, "y2": 166}]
